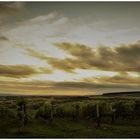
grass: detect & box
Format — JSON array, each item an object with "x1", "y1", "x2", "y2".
[
  {"x1": 0, "y1": 96, "x2": 140, "y2": 138},
  {"x1": 1, "y1": 118, "x2": 140, "y2": 138}
]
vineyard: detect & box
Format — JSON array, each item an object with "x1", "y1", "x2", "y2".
[{"x1": 0, "y1": 96, "x2": 140, "y2": 138}]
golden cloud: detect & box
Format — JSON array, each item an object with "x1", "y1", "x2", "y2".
[
  {"x1": 0, "y1": 64, "x2": 53, "y2": 78},
  {"x1": 81, "y1": 72, "x2": 140, "y2": 85},
  {"x1": 25, "y1": 48, "x2": 49, "y2": 61},
  {"x1": 0, "y1": 36, "x2": 9, "y2": 41},
  {"x1": 54, "y1": 42, "x2": 140, "y2": 72},
  {"x1": 26, "y1": 41, "x2": 140, "y2": 73},
  {"x1": 39, "y1": 67, "x2": 53, "y2": 74},
  {"x1": 0, "y1": 64, "x2": 38, "y2": 78},
  {"x1": 0, "y1": 80, "x2": 139, "y2": 95}
]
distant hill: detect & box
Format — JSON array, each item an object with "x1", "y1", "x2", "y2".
[{"x1": 102, "y1": 91, "x2": 140, "y2": 97}]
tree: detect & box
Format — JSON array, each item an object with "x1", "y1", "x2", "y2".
[
  {"x1": 113, "y1": 101, "x2": 127, "y2": 120},
  {"x1": 133, "y1": 100, "x2": 140, "y2": 118},
  {"x1": 72, "y1": 103, "x2": 82, "y2": 121},
  {"x1": 17, "y1": 98, "x2": 28, "y2": 133},
  {"x1": 36, "y1": 101, "x2": 54, "y2": 124}
]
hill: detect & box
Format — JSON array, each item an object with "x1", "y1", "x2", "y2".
[{"x1": 102, "y1": 91, "x2": 140, "y2": 97}]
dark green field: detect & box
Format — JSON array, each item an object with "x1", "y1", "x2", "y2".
[{"x1": 0, "y1": 95, "x2": 140, "y2": 138}]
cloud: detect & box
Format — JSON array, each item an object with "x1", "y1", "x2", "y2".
[
  {"x1": 81, "y1": 72, "x2": 140, "y2": 85},
  {"x1": 25, "y1": 41, "x2": 140, "y2": 73},
  {"x1": 54, "y1": 42, "x2": 140, "y2": 72},
  {"x1": 0, "y1": 64, "x2": 53, "y2": 78},
  {"x1": 0, "y1": 79, "x2": 139, "y2": 95},
  {"x1": 0, "y1": 36, "x2": 9, "y2": 41},
  {"x1": 23, "y1": 12, "x2": 58, "y2": 25},
  {"x1": 25, "y1": 48, "x2": 76, "y2": 73},
  {"x1": 25, "y1": 48, "x2": 49, "y2": 61},
  {"x1": 0, "y1": 2, "x2": 25, "y2": 14},
  {"x1": 39, "y1": 67, "x2": 53, "y2": 74},
  {"x1": 0, "y1": 64, "x2": 38, "y2": 78},
  {"x1": 6, "y1": 11, "x2": 68, "y2": 41},
  {"x1": 54, "y1": 42, "x2": 94, "y2": 58},
  {"x1": 52, "y1": 81, "x2": 131, "y2": 89},
  {"x1": 47, "y1": 58, "x2": 77, "y2": 73}
]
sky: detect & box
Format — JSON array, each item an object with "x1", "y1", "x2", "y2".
[{"x1": 0, "y1": 2, "x2": 140, "y2": 95}]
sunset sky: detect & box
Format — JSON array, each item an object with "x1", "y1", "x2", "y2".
[{"x1": 0, "y1": 2, "x2": 140, "y2": 95}]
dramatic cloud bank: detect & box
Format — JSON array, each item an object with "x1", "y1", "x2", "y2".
[
  {"x1": 1, "y1": 2, "x2": 140, "y2": 95},
  {"x1": 26, "y1": 41, "x2": 140, "y2": 73}
]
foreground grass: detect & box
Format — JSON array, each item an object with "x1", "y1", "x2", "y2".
[{"x1": 1, "y1": 118, "x2": 140, "y2": 138}]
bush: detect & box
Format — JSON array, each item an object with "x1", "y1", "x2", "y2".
[
  {"x1": 36, "y1": 101, "x2": 53, "y2": 122},
  {"x1": 113, "y1": 101, "x2": 128, "y2": 119},
  {"x1": 0, "y1": 105, "x2": 16, "y2": 120},
  {"x1": 133, "y1": 100, "x2": 140, "y2": 118},
  {"x1": 82, "y1": 103, "x2": 96, "y2": 119}
]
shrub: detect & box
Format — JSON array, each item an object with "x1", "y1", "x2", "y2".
[
  {"x1": 35, "y1": 101, "x2": 53, "y2": 122},
  {"x1": 133, "y1": 100, "x2": 140, "y2": 118},
  {"x1": 82, "y1": 103, "x2": 96, "y2": 119}
]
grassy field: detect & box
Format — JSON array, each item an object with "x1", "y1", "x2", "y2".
[
  {"x1": 1, "y1": 118, "x2": 140, "y2": 138},
  {"x1": 0, "y1": 95, "x2": 140, "y2": 138}
]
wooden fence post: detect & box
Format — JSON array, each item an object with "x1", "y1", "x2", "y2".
[{"x1": 96, "y1": 104, "x2": 100, "y2": 127}]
